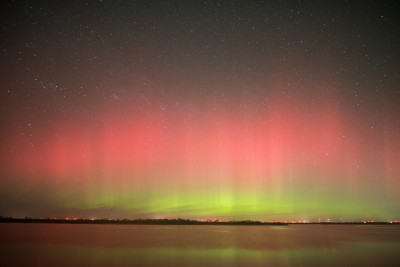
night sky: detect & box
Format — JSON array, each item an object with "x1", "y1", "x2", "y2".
[{"x1": 1, "y1": 0, "x2": 399, "y2": 221}]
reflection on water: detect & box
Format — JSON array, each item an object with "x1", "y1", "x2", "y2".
[{"x1": 1, "y1": 223, "x2": 399, "y2": 266}]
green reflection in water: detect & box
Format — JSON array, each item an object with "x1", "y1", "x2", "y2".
[{"x1": 1, "y1": 242, "x2": 399, "y2": 266}]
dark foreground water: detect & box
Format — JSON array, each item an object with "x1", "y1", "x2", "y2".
[{"x1": 1, "y1": 223, "x2": 400, "y2": 266}]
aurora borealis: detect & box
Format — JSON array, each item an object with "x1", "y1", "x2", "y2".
[{"x1": 0, "y1": 1, "x2": 399, "y2": 221}]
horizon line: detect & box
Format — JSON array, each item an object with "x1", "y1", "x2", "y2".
[{"x1": 1, "y1": 216, "x2": 399, "y2": 225}]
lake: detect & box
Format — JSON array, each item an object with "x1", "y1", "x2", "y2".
[{"x1": 1, "y1": 223, "x2": 400, "y2": 266}]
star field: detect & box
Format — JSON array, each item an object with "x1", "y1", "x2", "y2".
[{"x1": 0, "y1": 0, "x2": 399, "y2": 221}]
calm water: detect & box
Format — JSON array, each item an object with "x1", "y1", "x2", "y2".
[{"x1": 1, "y1": 223, "x2": 400, "y2": 266}]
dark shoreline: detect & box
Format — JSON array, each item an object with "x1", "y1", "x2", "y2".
[
  {"x1": 1, "y1": 217, "x2": 398, "y2": 226},
  {"x1": 0, "y1": 217, "x2": 287, "y2": 226}
]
